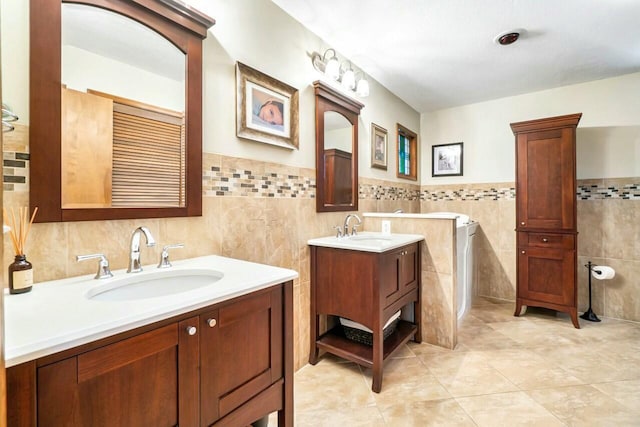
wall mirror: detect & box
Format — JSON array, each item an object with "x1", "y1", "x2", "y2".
[
  {"x1": 30, "y1": 0, "x2": 214, "y2": 222},
  {"x1": 314, "y1": 81, "x2": 364, "y2": 212}
]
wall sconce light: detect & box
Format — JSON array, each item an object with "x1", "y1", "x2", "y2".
[{"x1": 312, "y1": 48, "x2": 370, "y2": 97}]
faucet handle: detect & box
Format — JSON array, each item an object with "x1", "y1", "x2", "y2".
[
  {"x1": 351, "y1": 224, "x2": 360, "y2": 236},
  {"x1": 158, "y1": 244, "x2": 184, "y2": 268},
  {"x1": 333, "y1": 226, "x2": 343, "y2": 239},
  {"x1": 77, "y1": 253, "x2": 113, "y2": 279}
]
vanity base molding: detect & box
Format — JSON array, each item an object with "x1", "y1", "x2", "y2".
[{"x1": 6, "y1": 282, "x2": 294, "y2": 427}]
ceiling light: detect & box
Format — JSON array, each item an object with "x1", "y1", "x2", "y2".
[
  {"x1": 311, "y1": 48, "x2": 369, "y2": 97},
  {"x1": 494, "y1": 29, "x2": 522, "y2": 46}
]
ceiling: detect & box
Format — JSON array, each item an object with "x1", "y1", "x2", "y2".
[{"x1": 271, "y1": 0, "x2": 640, "y2": 113}]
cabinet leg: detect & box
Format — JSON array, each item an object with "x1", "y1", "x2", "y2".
[
  {"x1": 569, "y1": 308, "x2": 581, "y2": 329},
  {"x1": 514, "y1": 301, "x2": 525, "y2": 317},
  {"x1": 309, "y1": 346, "x2": 319, "y2": 365},
  {"x1": 372, "y1": 366, "x2": 383, "y2": 394}
]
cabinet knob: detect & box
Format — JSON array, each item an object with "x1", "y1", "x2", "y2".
[
  {"x1": 542, "y1": 238, "x2": 548, "y2": 243},
  {"x1": 207, "y1": 318, "x2": 217, "y2": 328},
  {"x1": 521, "y1": 250, "x2": 526, "y2": 254},
  {"x1": 186, "y1": 326, "x2": 197, "y2": 336},
  {"x1": 520, "y1": 222, "x2": 526, "y2": 226}
]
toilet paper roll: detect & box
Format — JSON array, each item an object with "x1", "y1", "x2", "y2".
[{"x1": 592, "y1": 265, "x2": 615, "y2": 280}]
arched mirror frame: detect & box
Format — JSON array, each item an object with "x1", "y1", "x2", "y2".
[
  {"x1": 314, "y1": 81, "x2": 364, "y2": 212},
  {"x1": 29, "y1": 0, "x2": 215, "y2": 222}
]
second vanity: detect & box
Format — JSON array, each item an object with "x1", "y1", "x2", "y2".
[
  {"x1": 308, "y1": 232, "x2": 424, "y2": 393},
  {"x1": 4, "y1": 255, "x2": 297, "y2": 427}
]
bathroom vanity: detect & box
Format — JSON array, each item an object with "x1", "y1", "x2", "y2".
[
  {"x1": 4, "y1": 256, "x2": 297, "y2": 427},
  {"x1": 308, "y1": 233, "x2": 423, "y2": 392}
]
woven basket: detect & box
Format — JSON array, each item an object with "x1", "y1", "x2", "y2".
[{"x1": 342, "y1": 318, "x2": 399, "y2": 346}]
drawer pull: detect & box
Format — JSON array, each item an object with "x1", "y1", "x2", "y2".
[
  {"x1": 207, "y1": 318, "x2": 217, "y2": 328},
  {"x1": 520, "y1": 221, "x2": 525, "y2": 226},
  {"x1": 186, "y1": 326, "x2": 197, "y2": 336},
  {"x1": 521, "y1": 250, "x2": 526, "y2": 254},
  {"x1": 542, "y1": 238, "x2": 549, "y2": 243}
]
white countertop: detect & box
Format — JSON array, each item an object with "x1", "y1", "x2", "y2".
[
  {"x1": 3, "y1": 255, "x2": 298, "y2": 367},
  {"x1": 307, "y1": 232, "x2": 424, "y2": 253}
]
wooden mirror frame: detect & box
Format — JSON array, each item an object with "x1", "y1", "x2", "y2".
[
  {"x1": 29, "y1": 0, "x2": 214, "y2": 222},
  {"x1": 314, "y1": 81, "x2": 364, "y2": 212}
]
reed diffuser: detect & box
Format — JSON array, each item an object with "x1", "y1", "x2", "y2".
[{"x1": 3, "y1": 206, "x2": 38, "y2": 294}]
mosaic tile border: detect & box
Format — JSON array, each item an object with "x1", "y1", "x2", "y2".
[
  {"x1": 359, "y1": 184, "x2": 420, "y2": 201},
  {"x1": 3, "y1": 151, "x2": 29, "y2": 192},
  {"x1": 421, "y1": 187, "x2": 516, "y2": 201},
  {"x1": 203, "y1": 166, "x2": 315, "y2": 198},
  {"x1": 577, "y1": 182, "x2": 640, "y2": 200}
]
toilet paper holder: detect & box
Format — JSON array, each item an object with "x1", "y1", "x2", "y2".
[{"x1": 581, "y1": 261, "x2": 605, "y2": 322}]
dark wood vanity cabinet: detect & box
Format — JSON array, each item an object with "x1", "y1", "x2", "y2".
[
  {"x1": 7, "y1": 283, "x2": 293, "y2": 427},
  {"x1": 511, "y1": 113, "x2": 582, "y2": 328},
  {"x1": 309, "y1": 243, "x2": 421, "y2": 393}
]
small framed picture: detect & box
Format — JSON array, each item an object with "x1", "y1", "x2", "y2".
[
  {"x1": 236, "y1": 62, "x2": 299, "y2": 149},
  {"x1": 370, "y1": 123, "x2": 388, "y2": 170},
  {"x1": 432, "y1": 142, "x2": 463, "y2": 176}
]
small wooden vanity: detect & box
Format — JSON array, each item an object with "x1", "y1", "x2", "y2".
[{"x1": 308, "y1": 233, "x2": 423, "y2": 392}]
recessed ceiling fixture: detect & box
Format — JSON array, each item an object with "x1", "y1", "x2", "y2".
[{"x1": 494, "y1": 29, "x2": 522, "y2": 46}]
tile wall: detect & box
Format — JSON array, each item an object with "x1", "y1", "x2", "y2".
[
  {"x1": 421, "y1": 180, "x2": 640, "y2": 322},
  {"x1": 4, "y1": 123, "x2": 638, "y2": 373}
]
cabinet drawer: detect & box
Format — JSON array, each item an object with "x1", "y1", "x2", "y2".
[{"x1": 518, "y1": 232, "x2": 574, "y2": 249}]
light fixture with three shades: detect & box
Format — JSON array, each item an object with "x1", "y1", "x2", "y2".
[{"x1": 311, "y1": 48, "x2": 370, "y2": 97}]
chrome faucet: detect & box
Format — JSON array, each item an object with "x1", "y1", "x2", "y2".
[
  {"x1": 127, "y1": 226, "x2": 156, "y2": 273},
  {"x1": 343, "y1": 214, "x2": 362, "y2": 236}
]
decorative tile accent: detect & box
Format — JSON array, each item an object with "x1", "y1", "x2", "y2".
[
  {"x1": 2, "y1": 152, "x2": 29, "y2": 192},
  {"x1": 421, "y1": 187, "x2": 516, "y2": 201},
  {"x1": 359, "y1": 184, "x2": 421, "y2": 201},
  {"x1": 577, "y1": 181, "x2": 640, "y2": 200},
  {"x1": 203, "y1": 165, "x2": 315, "y2": 198}
]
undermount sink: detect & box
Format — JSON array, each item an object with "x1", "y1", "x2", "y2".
[
  {"x1": 86, "y1": 269, "x2": 224, "y2": 301},
  {"x1": 307, "y1": 232, "x2": 424, "y2": 253}
]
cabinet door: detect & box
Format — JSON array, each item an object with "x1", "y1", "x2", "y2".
[
  {"x1": 200, "y1": 287, "x2": 283, "y2": 425},
  {"x1": 37, "y1": 321, "x2": 199, "y2": 427},
  {"x1": 381, "y1": 244, "x2": 418, "y2": 307},
  {"x1": 518, "y1": 247, "x2": 575, "y2": 306},
  {"x1": 516, "y1": 128, "x2": 576, "y2": 231}
]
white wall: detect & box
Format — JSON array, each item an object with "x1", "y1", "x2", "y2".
[
  {"x1": 193, "y1": 0, "x2": 420, "y2": 173},
  {"x1": 62, "y1": 46, "x2": 184, "y2": 111},
  {"x1": 1, "y1": 0, "x2": 420, "y2": 180},
  {"x1": 421, "y1": 72, "x2": 640, "y2": 184},
  {"x1": 1, "y1": 0, "x2": 29, "y2": 123}
]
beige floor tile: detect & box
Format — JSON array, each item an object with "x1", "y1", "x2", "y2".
[
  {"x1": 379, "y1": 399, "x2": 477, "y2": 427},
  {"x1": 294, "y1": 407, "x2": 386, "y2": 427},
  {"x1": 293, "y1": 358, "x2": 374, "y2": 412},
  {"x1": 592, "y1": 379, "x2": 640, "y2": 413},
  {"x1": 527, "y1": 384, "x2": 640, "y2": 426},
  {"x1": 487, "y1": 350, "x2": 584, "y2": 390},
  {"x1": 434, "y1": 368, "x2": 519, "y2": 397},
  {"x1": 287, "y1": 299, "x2": 640, "y2": 425},
  {"x1": 456, "y1": 391, "x2": 565, "y2": 426},
  {"x1": 361, "y1": 357, "x2": 452, "y2": 408}
]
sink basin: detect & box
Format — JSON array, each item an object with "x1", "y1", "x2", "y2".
[
  {"x1": 87, "y1": 269, "x2": 224, "y2": 301},
  {"x1": 307, "y1": 232, "x2": 424, "y2": 253}
]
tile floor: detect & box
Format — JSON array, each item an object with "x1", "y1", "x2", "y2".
[{"x1": 273, "y1": 298, "x2": 640, "y2": 426}]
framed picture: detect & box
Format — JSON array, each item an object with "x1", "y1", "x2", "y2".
[
  {"x1": 432, "y1": 142, "x2": 463, "y2": 176},
  {"x1": 370, "y1": 123, "x2": 388, "y2": 170},
  {"x1": 236, "y1": 62, "x2": 299, "y2": 149}
]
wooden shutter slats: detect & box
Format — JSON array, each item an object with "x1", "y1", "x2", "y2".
[{"x1": 112, "y1": 102, "x2": 185, "y2": 207}]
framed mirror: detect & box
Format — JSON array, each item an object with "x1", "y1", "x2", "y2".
[
  {"x1": 314, "y1": 81, "x2": 364, "y2": 212},
  {"x1": 29, "y1": 0, "x2": 214, "y2": 222}
]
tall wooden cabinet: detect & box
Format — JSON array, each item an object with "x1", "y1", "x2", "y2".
[{"x1": 511, "y1": 113, "x2": 582, "y2": 328}]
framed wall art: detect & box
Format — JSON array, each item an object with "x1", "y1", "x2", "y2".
[
  {"x1": 370, "y1": 123, "x2": 387, "y2": 170},
  {"x1": 236, "y1": 62, "x2": 299, "y2": 149},
  {"x1": 432, "y1": 142, "x2": 463, "y2": 177}
]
